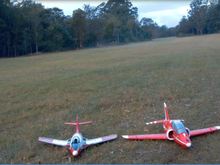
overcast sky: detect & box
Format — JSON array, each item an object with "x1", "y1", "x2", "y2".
[{"x1": 35, "y1": 0, "x2": 191, "y2": 27}]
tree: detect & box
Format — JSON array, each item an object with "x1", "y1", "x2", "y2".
[
  {"x1": 18, "y1": 0, "x2": 44, "y2": 54},
  {"x1": 0, "y1": 0, "x2": 14, "y2": 56},
  {"x1": 177, "y1": 16, "x2": 192, "y2": 35},
  {"x1": 206, "y1": 4, "x2": 220, "y2": 33},
  {"x1": 83, "y1": 5, "x2": 104, "y2": 47},
  {"x1": 140, "y1": 18, "x2": 159, "y2": 39},
  {"x1": 39, "y1": 8, "x2": 69, "y2": 51},
  {"x1": 188, "y1": 0, "x2": 208, "y2": 34},
  {"x1": 102, "y1": 0, "x2": 138, "y2": 43},
  {"x1": 72, "y1": 9, "x2": 87, "y2": 48}
]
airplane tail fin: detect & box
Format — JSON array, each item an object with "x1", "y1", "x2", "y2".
[
  {"x1": 64, "y1": 114, "x2": 92, "y2": 133},
  {"x1": 164, "y1": 102, "x2": 170, "y2": 121}
]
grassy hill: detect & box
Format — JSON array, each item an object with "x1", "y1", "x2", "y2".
[{"x1": 0, "y1": 34, "x2": 220, "y2": 163}]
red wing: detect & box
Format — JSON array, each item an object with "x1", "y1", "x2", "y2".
[
  {"x1": 190, "y1": 126, "x2": 220, "y2": 137},
  {"x1": 122, "y1": 134, "x2": 167, "y2": 140}
]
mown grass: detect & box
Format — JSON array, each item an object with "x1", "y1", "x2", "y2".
[{"x1": 0, "y1": 34, "x2": 220, "y2": 163}]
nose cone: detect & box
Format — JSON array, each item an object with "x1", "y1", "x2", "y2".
[
  {"x1": 184, "y1": 136, "x2": 192, "y2": 148},
  {"x1": 186, "y1": 142, "x2": 192, "y2": 148},
  {"x1": 72, "y1": 150, "x2": 78, "y2": 156},
  {"x1": 175, "y1": 133, "x2": 192, "y2": 148}
]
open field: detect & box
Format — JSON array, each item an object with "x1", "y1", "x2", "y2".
[{"x1": 0, "y1": 34, "x2": 220, "y2": 163}]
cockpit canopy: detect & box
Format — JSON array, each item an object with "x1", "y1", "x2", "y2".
[
  {"x1": 172, "y1": 120, "x2": 187, "y2": 134},
  {"x1": 71, "y1": 136, "x2": 80, "y2": 150}
]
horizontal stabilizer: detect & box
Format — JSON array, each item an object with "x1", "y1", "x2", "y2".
[
  {"x1": 146, "y1": 120, "x2": 164, "y2": 125},
  {"x1": 64, "y1": 121, "x2": 92, "y2": 125}
]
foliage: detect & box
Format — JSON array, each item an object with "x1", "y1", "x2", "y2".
[
  {"x1": 177, "y1": 0, "x2": 220, "y2": 36},
  {"x1": 1, "y1": 0, "x2": 219, "y2": 57},
  {"x1": 0, "y1": 0, "x2": 175, "y2": 57}
]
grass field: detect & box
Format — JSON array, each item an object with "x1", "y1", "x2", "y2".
[{"x1": 0, "y1": 34, "x2": 220, "y2": 163}]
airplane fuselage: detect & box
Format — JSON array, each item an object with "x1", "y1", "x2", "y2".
[
  {"x1": 163, "y1": 120, "x2": 191, "y2": 148},
  {"x1": 68, "y1": 133, "x2": 87, "y2": 156}
]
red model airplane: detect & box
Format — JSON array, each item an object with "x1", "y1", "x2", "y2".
[
  {"x1": 122, "y1": 103, "x2": 220, "y2": 148},
  {"x1": 39, "y1": 115, "x2": 117, "y2": 156}
]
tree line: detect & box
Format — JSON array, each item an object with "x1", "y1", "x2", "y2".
[
  {"x1": 0, "y1": 0, "x2": 175, "y2": 57},
  {"x1": 0, "y1": 0, "x2": 220, "y2": 57}
]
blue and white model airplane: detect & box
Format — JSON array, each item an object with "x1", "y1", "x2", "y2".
[{"x1": 39, "y1": 115, "x2": 117, "y2": 157}]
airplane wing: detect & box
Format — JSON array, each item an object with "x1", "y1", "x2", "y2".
[
  {"x1": 85, "y1": 134, "x2": 117, "y2": 146},
  {"x1": 38, "y1": 137, "x2": 69, "y2": 147},
  {"x1": 190, "y1": 126, "x2": 220, "y2": 137},
  {"x1": 122, "y1": 134, "x2": 167, "y2": 140}
]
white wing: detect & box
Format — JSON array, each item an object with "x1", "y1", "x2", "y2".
[
  {"x1": 86, "y1": 134, "x2": 117, "y2": 146},
  {"x1": 38, "y1": 137, "x2": 69, "y2": 147}
]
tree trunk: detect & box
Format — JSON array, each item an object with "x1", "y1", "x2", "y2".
[
  {"x1": 24, "y1": 39, "x2": 27, "y2": 55},
  {"x1": 79, "y1": 35, "x2": 83, "y2": 48},
  {"x1": 35, "y1": 31, "x2": 38, "y2": 54},
  {"x1": 35, "y1": 41, "x2": 38, "y2": 54},
  {"x1": 14, "y1": 46, "x2": 17, "y2": 57},
  {"x1": 7, "y1": 32, "x2": 10, "y2": 57}
]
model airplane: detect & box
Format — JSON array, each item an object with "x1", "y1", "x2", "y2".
[
  {"x1": 122, "y1": 103, "x2": 220, "y2": 148},
  {"x1": 39, "y1": 115, "x2": 117, "y2": 156}
]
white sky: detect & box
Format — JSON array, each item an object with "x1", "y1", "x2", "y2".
[{"x1": 35, "y1": 0, "x2": 191, "y2": 27}]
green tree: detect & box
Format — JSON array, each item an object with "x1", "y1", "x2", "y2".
[
  {"x1": 206, "y1": 4, "x2": 220, "y2": 33},
  {"x1": 72, "y1": 9, "x2": 87, "y2": 48},
  {"x1": 102, "y1": 0, "x2": 138, "y2": 43},
  {"x1": 83, "y1": 5, "x2": 104, "y2": 47},
  {"x1": 178, "y1": 16, "x2": 191, "y2": 35},
  {"x1": 0, "y1": 0, "x2": 14, "y2": 56},
  {"x1": 188, "y1": 0, "x2": 208, "y2": 34},
  {"x1": 18, "y1": 0, "x2": 44, "y2": 54},
  {"x1": 39, "y1": 8, "x2": 69, "y2": 51},
  {"x1": 140, "y1": 18, "x2": 158, "y2": 39}
]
